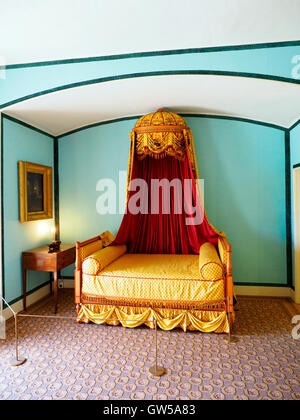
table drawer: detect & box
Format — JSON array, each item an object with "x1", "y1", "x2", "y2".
[
  {"x1": 57, "y1": 248, "x2": 76, "y2": 269},
  {"x1": 22, "y1": 254, "x2": 56, "y2": 271}
]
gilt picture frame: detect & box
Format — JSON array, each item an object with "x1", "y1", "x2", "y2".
[{"x1": 18, "y1": 161, "x2": 53, "y2": 222}]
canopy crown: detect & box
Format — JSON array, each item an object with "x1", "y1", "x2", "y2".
[{"x1": 133, "y1": 109, "x2": 188, "y2": 133}]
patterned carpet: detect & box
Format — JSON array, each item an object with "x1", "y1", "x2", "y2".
[{"x1": 0, "y1": 290, "x2": 299, "y2": 400}]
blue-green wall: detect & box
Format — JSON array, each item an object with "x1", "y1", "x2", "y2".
[
  {"x1": 59, "y1": 117, "x2": 287, "y2": 285},
  {"x1": 290, "y1": 122, "x2": 300, "y2": 287},
  {"x1": 2, "y1": 117, "x2": 55, "y2": 303},
  {"x1": 290, "y1": 124, "x2": 300, "y2": 165},
  {"x1": 59, "y1": 120, "x2": 131, "y2": 241},
  {"x1": 189, "y1": 117, "x2": 286, "y2": 286}
]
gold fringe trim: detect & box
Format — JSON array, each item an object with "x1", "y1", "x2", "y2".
[{"x1": 81, "y1": 293, "x2": 226, "y2": 311}]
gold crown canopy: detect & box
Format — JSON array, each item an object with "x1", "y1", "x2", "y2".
[
  {"x1": 126, "y1": 110, "x2": 199, "y2": 198},
  {"x1": 131, "y1": 109, "x2": 192, "y2": 161},
  {"x1": 134, "y1": 109, "x2": 188, "y2": 131},
  {"x1": 126, "y1": 109, "x2": 223, "y2": 238}
]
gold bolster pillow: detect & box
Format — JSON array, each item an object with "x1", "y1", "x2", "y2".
[
  {"x1": 199, "y1": 242, "x2": 224, "y2": 281},
  {"x1": 82, "y1": 244, "x2": 127, "y2": 275}
]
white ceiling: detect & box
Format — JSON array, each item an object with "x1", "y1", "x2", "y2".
[
  {"x1": 2, "y1": 1, "x2": 299, "y2": 132},
  {"x1": 4, "y1": 75, "x2": 300, "y2": 135},
  {"x1": 1, "y1": 0, "x2": 300, "y2": 65}
]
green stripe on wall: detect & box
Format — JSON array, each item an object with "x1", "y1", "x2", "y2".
[
  {"x1": 285, "y1": 131, "x2": 293, "y2": 287},
  {"x1": 3, "y1": 40, "x2": 300, "y2": 70},
  {"x1": 2, "y1": 113, "x2": 53, "y2": 138},
  {"x1": 1, "y1": 70, "x2": 299, "y2": 110},
  {"x1": 57, "y1": 113, "x2": 286, "y2": 139},
  {"x1": 1, "y1": 114, "x2": 4, "y2": 301}
]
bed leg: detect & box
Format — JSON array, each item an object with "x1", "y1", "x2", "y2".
[{"x1": 227, "y1": 296, "x2": 231, "y2": 343}]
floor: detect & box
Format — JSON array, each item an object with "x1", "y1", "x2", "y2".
[{"x1": 0, "y1": 290, "x2": 299, "y2": 400}]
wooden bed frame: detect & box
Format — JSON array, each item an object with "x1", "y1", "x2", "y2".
[{"x1": 74, "y1": 235, "x2": 234, "y2": 332}]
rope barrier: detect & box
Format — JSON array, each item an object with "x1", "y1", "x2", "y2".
[
  {"x1": 0, "y1": 297, "x2": 166, "y2": 375},
  {"x1": 1, "y1": 295, "x2": 232, "y2": 370}
]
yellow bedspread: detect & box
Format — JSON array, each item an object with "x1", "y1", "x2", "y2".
[{"x1": 81, "y1": 253, "x2": 225, "y2": 308}]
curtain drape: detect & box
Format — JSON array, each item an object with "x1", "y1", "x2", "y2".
[{"x1": 114, "y1": 146, "x2": 219, "y2": 254}]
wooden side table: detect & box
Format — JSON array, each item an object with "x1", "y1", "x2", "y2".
[{"x1": 22, "y1": 244, "x2": 75, "y2": 313}]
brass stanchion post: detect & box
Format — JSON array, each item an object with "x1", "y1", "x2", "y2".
[
  {"x1": 149, "y1": 319, "x2": 165, "y2": 376},
  {"x1": 9, "y1": 314, "x2": 27, "y2": 366},
  {"x1": 2, "y1": 306, "x2": 167, "y2": 374},
  {"x1": 0, "y1": 296, "x2": 27, "y2": 366}
]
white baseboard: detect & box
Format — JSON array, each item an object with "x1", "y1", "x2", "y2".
[
  {"x1": 290, "y1": 288, "x2": 295, "y2": 302},
  {"x1": 1, "y1": 282, "x2": 295, "y2": 321},
  {"x1": 235, "y1": 285, "x2": 293, "y2": 298},
  {"x1": 59, "y1": 281, "x2": 295, "y2": 300},
  {"x1": 1, "y1": 282, "x2": 51, "y2": 320},
  {"x1": 60, "y1": 278, "x2": 74, "y2": 289},
  {"x1": 60, "y1": 280, "x2": 294, "y2": 298},
  {"x1": 1, "y1": 277, "x2": 75, "y2": 320},
  {"x1": 55, "y1": 281, "x2": 296, "y2": 299}
]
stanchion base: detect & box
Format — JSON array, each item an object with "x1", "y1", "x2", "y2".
[
  {"x1": 226, "y1": 335, "x2": 239, "y2": 344},
  {"x1": 149, "y1": 365, "x2": 166, "y2": 377},
  {"x1": 9, "y1": 357, "x2": 27, "y2": 367}
]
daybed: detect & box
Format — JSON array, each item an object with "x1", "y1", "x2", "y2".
[
  {"x1": 75, "y1": 232, "x2": 234, "y2": 333},
  {"x1": 75, "y1": 110, "x2": 234, "y2": 333}
]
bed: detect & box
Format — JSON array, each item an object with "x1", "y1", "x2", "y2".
[
  {"x1": 75, "y1": 232, "x2": 234, "y2": 333},
  {"x1": 75, "y1": 110, "x2": 234, "y2": 334}
]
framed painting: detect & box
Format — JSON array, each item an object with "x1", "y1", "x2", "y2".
[{"x1": 18, "y1": 161, "x2": 53, "y2": 222}]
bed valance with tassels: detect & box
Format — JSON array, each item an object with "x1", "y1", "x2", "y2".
[{"x1": 127, "y1": 109, "x2": 199, "y2": 195}]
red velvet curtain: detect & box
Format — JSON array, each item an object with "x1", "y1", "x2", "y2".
[{"x1": 114, "y1": 151, "x2": 219, "y2": 254}]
